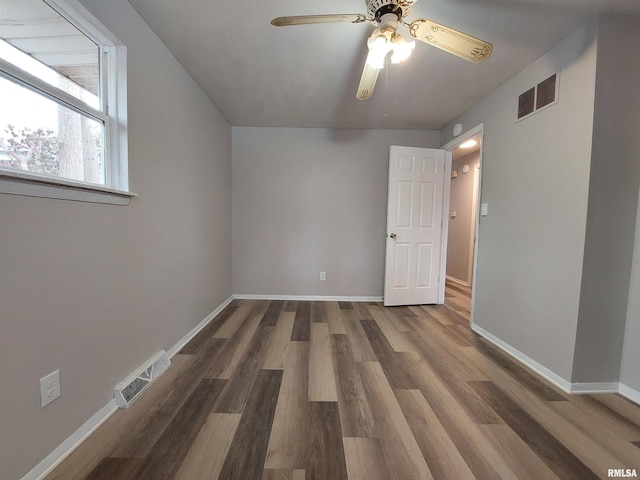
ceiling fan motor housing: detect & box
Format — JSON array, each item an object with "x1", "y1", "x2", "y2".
[{"x1": 366, "y1": 0, "x2": 416, "y2": 20}]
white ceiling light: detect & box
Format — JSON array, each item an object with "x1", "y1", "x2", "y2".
[
  {"x1": 365, "y1": 13, "x2": 415, "y2": 71},
  {"x1": 459, "y1": 139, "x2": 478, "y2": 149}
]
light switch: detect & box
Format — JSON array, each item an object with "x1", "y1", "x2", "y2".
[{"x1": 481, "y1": 203, "x2": 488, "y2": 216}]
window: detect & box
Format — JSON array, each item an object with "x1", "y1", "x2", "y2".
[{"x1": 0, "y1": 0, "x2": 131, "y2": 204}]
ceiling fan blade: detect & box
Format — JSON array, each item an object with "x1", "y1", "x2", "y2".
[
  {"x1": 409, "y1": 18, "x2": 492, "y2": 63},
  {"x1": 356, "y1": 61, "x2": 380, "y2": 100},
  {"x1": 271, "y1": 14, "x2": 367, "y2": 27}
]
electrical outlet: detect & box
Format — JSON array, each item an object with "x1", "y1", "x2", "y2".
[
  {"x1": 40, "y1": 369, "x2": 61, "y2": 408},
  {"x1": 320, "y1": 271, "x2": 326, "y2": 281}
]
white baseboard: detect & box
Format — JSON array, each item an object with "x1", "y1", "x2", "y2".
[
  {"x1": 570, "y1": 382, "x2": 620, "y2": 394},
  {"x1": 471, "y1": 323, "x2": 640, "y2": 403},
  {"x1": 620, "y1": 383, "x2": 640, "y2": 405},
  {"x1": 445, "y1": 275, "x2": 470, "y2": 287},
  {"x1": 22, "y1": 295, "x2": 234, "y2": 480},
  {"x1": 233, "y1": 294, "x2": 383, "y2": 302},
  {"x1": 471, "y1": 323, "x2": 572, "y2": 393},
  {"x1": 21, "y1": 400, "x2": 119, "y2": 480},
  {"x1": 167, "y1": 295, "x2": 234, "y2": 358}
]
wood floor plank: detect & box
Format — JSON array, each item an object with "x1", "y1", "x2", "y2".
[
  {"x1": 265, "y1": 342, "x2": 309, "y2": 470},
  {"x1": 326, "y1": 301, "x2": 347, "y2": 334},
  {"x1": 590, "y1": 394, "x2": 640, "y2": 428},
  {"x1": 283, "y1": 300, "x2": 298, "y2": 312},
  {"x1": 311, "y1": 301, "x2": 327, "y2": 324},
  {"x1": 340, "y1": 308, "x2": 377, "y2": 362},
  {"x1": 261, "y1": 300, "x2": 285, "y2": 327},
  {"x1": 83, "y1": 458, "x2": 144, "y2": 480},
  {"x1": 475, "y1": 338, "x2": 568, "y2": 402},
  {"x1": 135, "y1": 378, "x2": 227, "y2": 480},
  {"x1": 422, "y1": 304, "x2": 468, "y2": 327},
  {"x1": 468, "y1": 380, "x2": 600, "y2": 479},
  {"x1": 358, "y1": 361, "x2": 433, "y2": 480},
  {"x1": 331, "y1": 334, "x2": 376, "y2": 437},
  {"x1": 305, "y1": 401, "x2": 349, "y2": 480},
  {"x1": 174, "y1": 413, "x2": 241, "y2": 480},
  {"x1": 262, "y1": 469, "x2": 306, "y2": 480},
  {"x1": 402, "y1": 321, "x2": 500, "y2": 425},
  {"x1": 342, "y1": 437, "x2": 392, "y2": 480},
  {"x1": 215, "y1": 323, "x2": 274, "y2": 413},
  {"x1": 367, "y1": 304, "x2": 415, "y2": 352},
  {"x1": 476, "y1": 347, "x2": 635, "y2": 478},
  {"x1": 401, "y1": 353, "x2": 517, "y2": 480},
  {"x1": 360, "y1": 319, "x2": 416, "y2": 389},
  {"x1": 213, "y1": 303, "x2": 255, "y2": 338},
  {"x1": 477, "y1": 424, "x2": 562, "y2": 480},
  {"x1": 179, "y1": 304, "x2": 238, "y2": 354},
  {"x1": 351, "y1": 302, "x2": 375, "y2": 321},
  {"x1": 262, "y1": 311, "x2": 296, "y2": 370},
  {"x1": 218, "y1": 370, "x2": 283, "y2": 480},
  {"x1": 406, "y1": 315, "x2": 489, "y2": 382},
  {"x1": 549, "y1": 400, "x2": 640, "y2": 465},
  {"x1": 291, "y1": 301, "x2": 311, "y2": 341},
  {"x1": 207, "y1": 311, "x2": 262, "y2": 379},
  {"x1": 383, "y1": 306, "x2": 416, "y2": 332},
  {"x1": 308, "y1": 322, "x2": 339, "y2": 401},
  {"x1": 395, "y1": 389, "x2": 476, "y2": 480}
]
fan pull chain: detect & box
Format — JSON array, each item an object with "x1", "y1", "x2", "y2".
[{"x1": 384, "y1": 55, "x2": 389, "y2": 117}]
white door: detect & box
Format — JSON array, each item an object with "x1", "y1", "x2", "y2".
[{"x1": 384, "y1": 146, "x2": 449, "y2": 306}]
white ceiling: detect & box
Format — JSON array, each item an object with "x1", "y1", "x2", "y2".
[{"x1": 128, "y1": 0, "x2": 640, "y2": 130}]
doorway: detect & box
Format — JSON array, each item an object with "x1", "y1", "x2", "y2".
[{"x1": 441, "y1": 125, "x2": 483, "y2": 322}]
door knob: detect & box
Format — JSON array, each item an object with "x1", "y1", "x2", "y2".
[{"x1": 389, "y1": 233, "x2": 397, "y2": 239}]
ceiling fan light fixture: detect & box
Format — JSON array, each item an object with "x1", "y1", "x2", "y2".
[
  {"x1": 366, "y1": 29, "x2": 393, "y2": 69},
  {"x1": 390, "y1": 34, "x2": 415, "y2": 64}
]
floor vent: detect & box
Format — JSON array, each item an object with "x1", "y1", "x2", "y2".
[{"x1": 113, "y1": 351, "x2": 171, "y2": 408}]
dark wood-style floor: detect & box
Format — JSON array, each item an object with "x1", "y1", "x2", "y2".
[{"x1": 47, "y1": 281, "x2": 640, "y2": 480}]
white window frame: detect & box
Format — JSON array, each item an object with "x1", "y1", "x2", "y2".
[{"x1": 0, "y1": 0, "x2": 135, "y2": 205}]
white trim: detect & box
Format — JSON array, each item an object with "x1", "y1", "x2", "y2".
[
  {"x1": 233, "y1": 294, "x2": 383, "y2": 302},
  {"x1": 442, "y1": 124, "x2": 484, "y2": 325},
  {"x1": 167, "y1": 295, "x2": 234, "y2": 358},
  {"x1": 570, "y1": 382, "x2": 619, "y2": 394},
  {"x1": 471, "y1": 323, "x2": 640, "y2": 403},
  {"x1": 1, "y1": 0, "x2": 130, "y2": 198},
  {"x1": 21, "y1": 400, "x2": 119, "y2": 480},
  {"x1": 0, "y1": 169, "x2": 137, "y2": 205},
  {"x1": 22, "y1": 296, "x2": 234, "y2": 480},
  {"x1": 446, "y1": 275, "x2": 470, "y2": 287},
  {"x1": 471, "y1": 323, "x2": 572, "y2": 393},
  {"x1": 438, "y1": 151, "x2": 453, "y2": 304},
  {"x1": 619, "y1": 383, "x2": 640, "y2": 405}
]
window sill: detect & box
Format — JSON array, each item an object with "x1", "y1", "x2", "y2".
[{"x1": 0, "y1": 169, "x2": 137, "y2": 205}]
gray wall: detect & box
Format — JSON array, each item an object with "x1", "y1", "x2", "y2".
[
  {"x1": 441, "y1": 21, "x2": 599, "y2": 381},
  {"x1": 232, "y1": 127, "x2": 440, "y2": 297},
  {"x1": 573, "y1": 15, "x2": 640, "y2": 383},
  {"x1": 622, "y1": 187, "x2": 640, "y2": 393},
  {"x1": 0, "y1": 1, "x2": 232, "y2": 478},
  {"x1": 447, "y1": 151, "x2": 480, "y2": 284}
]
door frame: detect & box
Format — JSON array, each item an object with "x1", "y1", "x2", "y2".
[{"x1": 441, "y1": 123, "x2": 484, "y2": 323}]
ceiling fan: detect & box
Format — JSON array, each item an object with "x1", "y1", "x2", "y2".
[{"x1": 272, "y1": 0, "x2": 492, "y2": 100}]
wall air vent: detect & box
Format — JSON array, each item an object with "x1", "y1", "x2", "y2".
[
  {"x1": 517, "y1": 72, "x2": 559, "y2": 121},
  {"x1": 113, "y1": 351, "x2": 171, "y2": 408}
]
